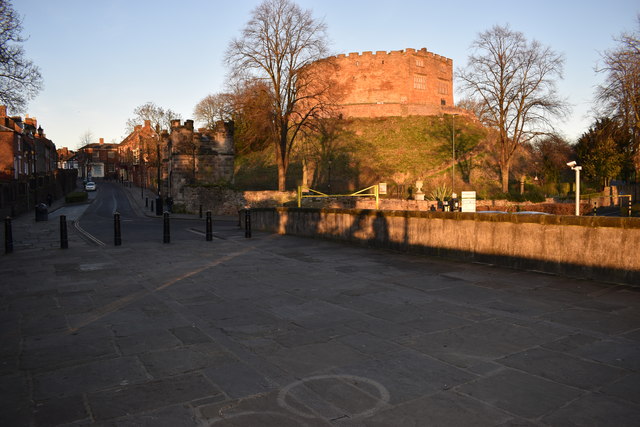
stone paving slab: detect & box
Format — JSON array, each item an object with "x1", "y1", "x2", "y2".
[{"x1": 2, "y1": 192, "x2": 640, "y2": 425}]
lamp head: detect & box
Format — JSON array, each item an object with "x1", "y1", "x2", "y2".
[{"x1": 566, "y1": 161, "x2": 577, "y2": 168}]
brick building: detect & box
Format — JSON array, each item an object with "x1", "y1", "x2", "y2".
[
  {"x1": 76, "y1": 138, "x2": 120, "y2": 180},
  {"x1": 0, "y1": 106, "x2": 76, "y2": 217},
  {"x1": 118, "y1": 120, "x2": 159, "y2": 188},
  {"x1": 312, "y1": 48, "x2": 464, "y2": 118}
]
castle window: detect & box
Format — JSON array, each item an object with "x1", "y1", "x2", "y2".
[
  {"x1": 416, "y1": 58, "x2": 424, "y2": 67},
  {"x1": 438, "y1": 82, "x2": 449, "y2": 95},
  {"x1": 414, "y1": 75, "x2": 426, "y2": 90},
  {"x1": 441, "y1": 99, "x2": 446, "y2": 106}
]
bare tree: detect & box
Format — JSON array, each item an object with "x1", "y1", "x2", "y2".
[
  {"x1": 125, "y1": 102, "x2": 181, "y2": 134},
  {"x1": 78, "y1": 130, "x2": 94, "y2": 147},
  {"x1": 193, "y1": 93, "x2": 233, "y2": 129},
  {"x1": 0, "y1": 0, "x2": 43, "y2": 113},
  {"x1": 595, "y1": 18, "x2": 640, "y2": 171},
  {"x1": 458, "y1": 25, "x2": 569, "y2": 192},
  {"x1": 225, "y1": 0, "x2": 331, "y2": 191}
]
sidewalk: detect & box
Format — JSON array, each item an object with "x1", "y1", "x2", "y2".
[{"x1": 2, "y1": 185, "x2": 640, "y2": 426}]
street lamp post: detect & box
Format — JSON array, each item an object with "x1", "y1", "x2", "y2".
[
  {"x1": 567, "y1": 161, "x2": 582, "y2": 216},
  {"x1": 451, "y1": 114, "x2": 457, "y2": 194}
]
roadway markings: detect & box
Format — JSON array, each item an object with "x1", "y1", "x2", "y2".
[
  {"x1": 73, "y1": 220, "x2": 106, "y2": 247},
  {"x1": 277, "y1": 374, "x2": 391, "y2": 421}
]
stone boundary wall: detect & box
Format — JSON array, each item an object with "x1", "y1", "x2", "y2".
[{"x1": 248, "y1": 207, "x2": 640, "y2": 286}]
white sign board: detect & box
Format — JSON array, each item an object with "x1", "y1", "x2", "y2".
[
  {"x1": 378, "y1": 182, "x2": 387, "y2": 195},
  {"x1": 461, "y1": 191, "x2": 476, "y2": 212}
]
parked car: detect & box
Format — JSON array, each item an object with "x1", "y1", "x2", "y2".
[{"x1": 85, "y1": 181, "x2": 96, "y2": 191}]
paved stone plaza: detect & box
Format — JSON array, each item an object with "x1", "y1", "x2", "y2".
[{"x1": 2, "y1": 194, "x2": 640, "y2": 426}]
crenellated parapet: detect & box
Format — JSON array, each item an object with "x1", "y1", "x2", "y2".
[{"x1": 331, "y1": 48, "x2": 452, "y2": 65}]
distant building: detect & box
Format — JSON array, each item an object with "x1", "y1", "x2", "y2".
[
  {"x1": 57, "y1": 147, "x2": 78, "y2": 170},
  {"x1": 76, "y1": 138, "x2": 120, "y2": 180}
]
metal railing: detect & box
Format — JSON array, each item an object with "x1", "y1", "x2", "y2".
[{"x1": 297, "y1": 185, "x2": 379, "y2": 209}]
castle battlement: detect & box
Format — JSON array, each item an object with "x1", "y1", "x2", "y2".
[{"x1": 333, "y1": 48, "x2": 452, "y2": 65}]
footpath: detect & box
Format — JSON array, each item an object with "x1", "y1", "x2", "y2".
[{"x1": 1, "y1": 185, "x2": 640, "y2": 426}]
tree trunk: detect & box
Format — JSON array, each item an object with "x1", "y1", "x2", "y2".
[
  {"x1": 277, "y1": 164, "x2": 287, "y2": 191},
  {"x1": 276, "y1": 122, "x2": 289, "y2": 191},
  {"x1": 500, "y1": 160, "x2": 510, "y2": 193},
  {"x1": 276, "y1": 140, "x2": 288, "y2": 191}
]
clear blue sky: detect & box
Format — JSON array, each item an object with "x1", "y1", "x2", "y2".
[{"x1": 15, "y1": 0, "x2": 639, "y2": 150}]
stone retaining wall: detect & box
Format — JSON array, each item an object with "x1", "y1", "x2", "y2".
[{"x1": 248, "y1": 207, "x2": 640, "y2": 286}]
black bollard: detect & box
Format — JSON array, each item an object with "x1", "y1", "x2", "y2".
[
  {"x1": 60, "y1": 215, "x2": 68, "y2": 249},
  {"x1": 145, "y1": 197, "x2": 148, "y2": 208},
  {"x1": 206, "y1": 211, "x2": 213, "y2": 241},
  {"x1": 150, "y1": 200, "x2": 154, "y2": 212},
  {"x1": 163, "y1": 212, "x2": 170, "y2": 243},
  {"x1": 4, "y1": 216, "x2": 13, "y2": 254},
  {"x1": 114, "y1": 212, "x2": 122, "y2": 246},
  {"x1": 199, "y1": 205, "x2": 203, "y2": 219},
  {"x1": 238, "y1": 210, "x2": 241, "y2": 227},
  {"x1": 244, "y1": 209, "x2": 251, "y2": 238}
]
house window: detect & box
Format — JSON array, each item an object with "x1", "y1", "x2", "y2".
[
  {"x1": 92, "y1": 151, "x2": 100, "y2": 161},
  {"x1": 107, "y1": 151, "x2": 115, "y2": 159},
  {"x1": 414, "y1": 75, "x2": 426, "y2": 90}
]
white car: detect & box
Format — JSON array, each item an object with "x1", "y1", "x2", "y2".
[{"x1": 85, "y1": 181, "x2": 96, "y2": 191}]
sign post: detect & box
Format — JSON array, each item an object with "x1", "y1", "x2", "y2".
[{"x1": 461, "y1": 191, "x2": 477, "y2": 213}]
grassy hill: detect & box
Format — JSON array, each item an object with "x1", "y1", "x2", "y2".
[{"x1": 233, "y1": 115, "x2": 491, "y2": 196}]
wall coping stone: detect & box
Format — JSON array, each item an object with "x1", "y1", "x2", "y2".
[{"x1": 249, "y1": 207, "x2": 640, "y2": 229}]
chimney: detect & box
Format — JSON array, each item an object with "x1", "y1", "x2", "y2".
[
  {"x1": 171, "y1": 119, "x2": 181, "y2": 129},
  {"x1": 185, "y1": 119, "x2": 194, "y2": 131},
  {"x1": 100, "y1": 138, "x2": 104, "y2": 144},
  {"x1": 0, "y1": 106, "x2": 6, "y2": 117},
  {"x1": 144, "y1": 120, "x2": 151, "y2": 129}
]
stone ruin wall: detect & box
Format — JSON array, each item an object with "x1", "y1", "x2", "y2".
[
  {"x1": 319, "y1": 48, "x2": 456, "y2": 118},
  {"x1": 161, "y1": 119, "x2": 235, "y2": 203}
]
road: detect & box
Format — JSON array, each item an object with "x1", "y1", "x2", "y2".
[{"x1": 77, "y1": 181, "x2": 212, "y2": 246}]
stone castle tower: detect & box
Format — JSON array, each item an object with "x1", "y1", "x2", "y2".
[{"x1": 315, "y1": 48, "x2": 458, "y2": 118}]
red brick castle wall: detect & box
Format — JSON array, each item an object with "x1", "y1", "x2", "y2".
[{"x1": 318, "y1": 48, "x2": 457, "y2": 118}]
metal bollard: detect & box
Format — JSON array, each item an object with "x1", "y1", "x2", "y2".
[
  {"x1": 114, "y1": 211, "x2": 122, "y2": 246},
  {"x1": 150, "y1": 200, "x2": 154, "y2": 212},
  {"x1": 145, "y1": 197, "x2": 148, "y2": 208},
  {"x1": 163, "y1": 212, "x2": 170, "y2": 243},
  {"x1": 60, "y1": 215, "x2": 68, "y2": 249},
  {"x1": 206, "y1": 211, "x2": 212, "y2": 241},
  {"x1": 4, "y1": 216, "x2": 13, "y2": 254},
  {"x1": 244, "y1": 209, "x2": 251, "y2": 238},
  {"x1": 199, "y1": 205, "x2": 203, "y2": 219},
  {"x1": 238, "y1": 210, "x2": 241, "y2": 227}
]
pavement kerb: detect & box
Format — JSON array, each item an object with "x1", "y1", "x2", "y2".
[{"x1": 121, "y1": 182, "x2": 235, "y2": 222}]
